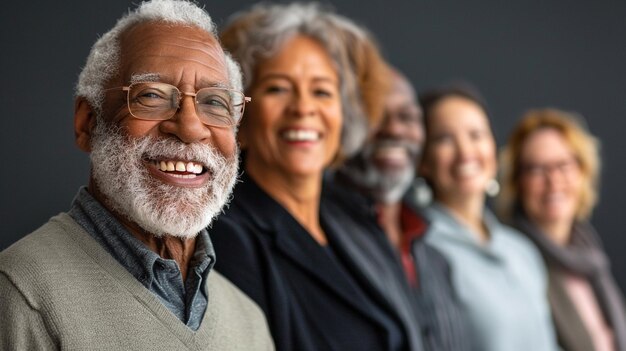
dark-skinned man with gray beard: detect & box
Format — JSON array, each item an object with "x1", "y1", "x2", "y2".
[
  {"x1": 329, "y1": 68, "x2": 471, "y2": 351},
  {"x1": 0, "y1": 1, "x2": 273, "y2": 349}
]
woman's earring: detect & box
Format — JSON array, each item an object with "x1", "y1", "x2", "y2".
[
  {"x1": 485, "y1": 179, "x2": 500, "y2": 197},
  {"x1": 413, "y1": 177, "x2": 433, "y2": 207}
]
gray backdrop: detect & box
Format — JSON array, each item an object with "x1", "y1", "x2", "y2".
[{"x1": 1, "y1": 0, "x2": 625, "y2": 290}]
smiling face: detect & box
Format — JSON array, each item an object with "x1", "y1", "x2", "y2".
[
  {"x1": 420, "y1": 96, "x2": 496, "y2": 204},
  {"x1": 240, "y1": 35, "x2": 342, "y2": 182},
  {"x1": 76, "y1": 22, "x2": 240, "y2": 238},
  {"x1": 346, "y1": 72, "x2": 423, "y2": 203},
  {"x1": 369, "y1": 74, "x2": 423, "y2": 177},
  {"x1": 518, "y1": 128, "x2": 583, "y2": 230}
]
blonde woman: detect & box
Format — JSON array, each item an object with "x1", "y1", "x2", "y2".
[{"x1": 499, "y1": 108, "x2": 626, "y2": 351}]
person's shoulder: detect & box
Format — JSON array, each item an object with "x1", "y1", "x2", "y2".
[
  {"x1": 414, "y1": 240, "x2": 447, "y2": 262},
  {"x1": 210, "y1": 208, "x2": 274, "y2": 290},
  {"x1": 209, "y1": 271, "x2": 264, "y2": 313},
  {"x1": 211, "y1": 180, "x2": 285, "y2": 248},
  {"x1": 496, "y1": 221, "x2": 537, "y2": 251},
  {"x1": 323, "y1": 173, "x2": 374, "y2": 212},
  {"x1": 322, "y1": 177, "x2": 387, "y2": 244},
  {"x1": 0, "y1": 214, "x2": 79, "y2": 271},
  {"x1": 421, "y1": 205, "x2": 454, "y2": 239},
  {"x1": 494, "y1": 221, "x2": 545, "y2": 268},
  {"x1": 210, "y1": 209, "x2": 267, "y2": 249},
  {"x1": 0, "y1": 214, "x2": 87, "y2": 306},
  {"x1": 215, "y1": 176, "x2": 284, "y2": 237},
  {"x1": 206, "y1": 271, "x2": 274, "y2": 349},
  {"x1": 421, "y1": 204, "x2": 449, "y2": 226},
  {"x1": 413, "y1": 241, "x2": 454, "y2": 282}
]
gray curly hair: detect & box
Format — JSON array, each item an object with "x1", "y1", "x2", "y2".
[
  {"x1": 75, "y1": 0, "x2": 243, "y2": 115},
  {"x1": 221, "y1": 2, "x2": 374, "y2": 157}
]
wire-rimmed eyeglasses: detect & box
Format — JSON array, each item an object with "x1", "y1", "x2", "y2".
[{"x1": 105, "y1": 82, "x2": 251, "y2": 128}]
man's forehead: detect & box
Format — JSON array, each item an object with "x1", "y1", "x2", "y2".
[
  {"x1": 118, "y1": 21, "x2": 229, "y2": 85},
  {"x1": 387, "y1": 88, "x2": 418, "y2": 108}
]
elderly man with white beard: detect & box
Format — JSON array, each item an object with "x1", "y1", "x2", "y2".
[
  {"x1": 331, "y1": 69, "x2": 471, "y2": 351},
  {"x1": 0, "y1": 1, "x2": 273, "y2": 350}
]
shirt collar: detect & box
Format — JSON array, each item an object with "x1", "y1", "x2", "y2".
[{"x1": 68, "y1": 187, "x2": 216, "y2": 289}]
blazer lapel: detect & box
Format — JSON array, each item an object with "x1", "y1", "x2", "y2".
[
  {"x1": 271, "y1": 210, "x2": 384, "y2": 321},
  {"x1": 236, "y1": 173, "x2": 381, "y2": 322}
]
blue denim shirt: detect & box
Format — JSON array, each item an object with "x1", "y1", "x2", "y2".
[{"x1": 69, "y1": 187, "x2": 214, "y2": 330}]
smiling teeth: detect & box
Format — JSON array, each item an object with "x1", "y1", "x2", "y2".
[
  {"x1": 374, "y1": 145, "x2": 407, "y2": 161},
  {"x1": 457, "y1": 162, "x2": 479, "y2": 176},
  {"x1": 545, "y1": 193, "x2": 566, "y2": 203},
  {"x1": 282, "y1": 130, "x2": 319, "y2": 141},
  {"x1": 156, "y1": 160, "x2": 203, "y2": 174}
]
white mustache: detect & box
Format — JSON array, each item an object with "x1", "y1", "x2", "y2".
[{"x1": 368, "y1": 139, "x2": 421, "y2": 159}]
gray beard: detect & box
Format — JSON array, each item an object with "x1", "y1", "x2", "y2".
[
  {"x1": 341, "y1": 140, "x2": 419, "y2": 204},
  {"x1": 89, "y1": 119, "x2": 239, "y2": 239}
]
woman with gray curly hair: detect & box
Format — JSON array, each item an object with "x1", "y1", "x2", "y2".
[{"x1": 209, "y1": 3, "x2": 418, "y2": 351}]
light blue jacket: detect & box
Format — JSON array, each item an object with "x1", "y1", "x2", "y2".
[{"x1": 423, "y1": 203, "x2": 559, "y2": 351}]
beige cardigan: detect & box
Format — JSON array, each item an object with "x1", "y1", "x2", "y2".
[{"x1": 0, "y1": 213, "x2": 274, "y2": 350}]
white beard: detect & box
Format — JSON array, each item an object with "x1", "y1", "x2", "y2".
[
  {"x1": 343, "y1": 139, "x2": 419, "y2": 204},
  {"x1": 89, "y1": 119, "x2": 239, "y2": 239},
  {"x1": 372, "y1": 166, "x2": 416, "y2": 204}
]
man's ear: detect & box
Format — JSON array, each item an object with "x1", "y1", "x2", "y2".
[{"x1": 74, "y1": 97, "x2": 97, "y2": 152}]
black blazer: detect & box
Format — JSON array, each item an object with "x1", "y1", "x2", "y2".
[
  {"x1": 210, "y1": 173, "x2": 414, "y2": 351},
  {"x1": 329, "y1": 171, "x2": 471, "y2": 351}
]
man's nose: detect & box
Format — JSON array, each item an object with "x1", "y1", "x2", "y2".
[
  {"x1": 377, "y1": 115, "x2": 404, "y2": 138},
  {"x1": 159, "y1": 94, "x2": 213, "y2": 144}
]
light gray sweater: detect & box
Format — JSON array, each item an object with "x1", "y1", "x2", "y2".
[
  {"x1": 423, "y1": 204, "x2": 558, "y2": 351},
  {"x1": 0, "y1": 213, "x2": 274, "y2": 350}
]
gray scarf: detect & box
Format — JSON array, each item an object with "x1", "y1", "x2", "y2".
[{"x1": 513, "y1": 210, "x2": 626, "y2": 351}]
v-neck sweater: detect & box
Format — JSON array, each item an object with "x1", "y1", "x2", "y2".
[
  {"x1": 68, "y1": 187, "x2": 214, "y2": 330},
  {"x1": 0, "y1": 213, "x2": 274, "y2": 350}
]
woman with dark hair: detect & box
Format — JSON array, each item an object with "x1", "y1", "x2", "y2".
[
  {"x1": 417, "y1": 83, "x2": 558, "y2": 351},
  {"x1": 499, "y1": 108, "x2": 626, "y2": 351}
]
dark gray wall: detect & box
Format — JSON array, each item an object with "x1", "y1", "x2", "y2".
[{"x1": 2, "y1": 1, "x2": 625, "y2": 289}]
